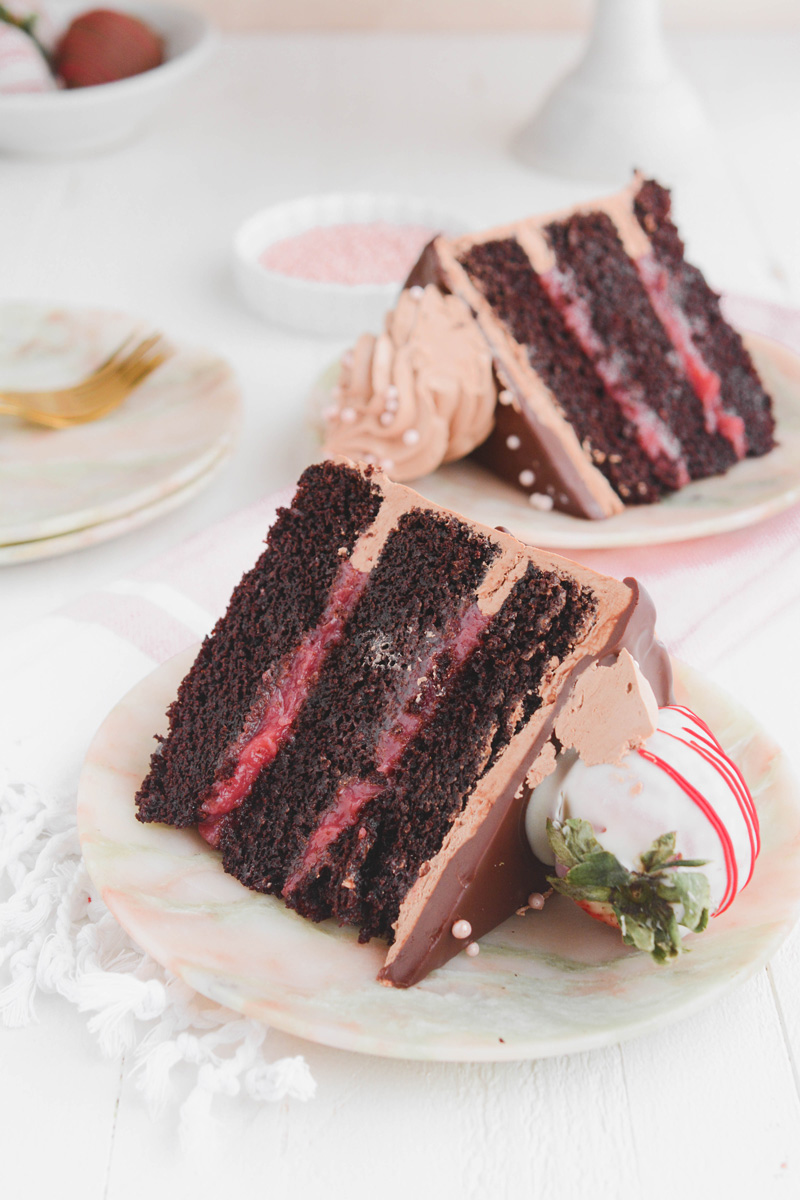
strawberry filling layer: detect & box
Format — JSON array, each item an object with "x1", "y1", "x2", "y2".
[
  {"x1": 282, "y1": 602, "x2": 490, "y2": 897},
  {"x1": 539, "y1": 266, "x2": 691, "y2": 485},
  {"x1": 635, "y1": 254, "x2": 747, "y2": 457},
  {"x1": 198, "y1": 562, "x2": 368, "y2": 846}
]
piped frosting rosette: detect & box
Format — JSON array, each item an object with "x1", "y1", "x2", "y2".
[
  {"x1": 321, "y1": 284, "x2": 496, "y2": 480},
  {"x1": 526, "y1": 693, "x2": 759, "y2": 962}
]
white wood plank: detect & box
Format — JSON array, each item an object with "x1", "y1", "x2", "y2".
[
  {"x1": 104, "y1": 1030, "x2": 639, "y2": 1200},
  {"x1": 0, "y1": 996, "x2": 122, "y2": 1200},
  {"x1": 622, "y1": 969, "x2": 800, "y2": 1197},
  {"x1": 765, "y1": 922, "x2": 800, "y2": 1103}
]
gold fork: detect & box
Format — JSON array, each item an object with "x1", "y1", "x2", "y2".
[{"x1": 0, "y1": 333, "x2": 172, "y2": 429}]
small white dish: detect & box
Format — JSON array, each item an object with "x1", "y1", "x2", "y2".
[
  {"x1": 232, "y1": 193, "x2": 467, "y2": 338},
  {"x1": 0, "y1": 2, "x2": 215, "y2": 156}
]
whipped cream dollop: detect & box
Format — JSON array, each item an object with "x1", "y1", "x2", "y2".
[
  {"x1": 526, "y1": 705, "x2": 759, "y2": 918},
  {"x1": 321, "y1": 284, "x2": 496, "y2": 480}
]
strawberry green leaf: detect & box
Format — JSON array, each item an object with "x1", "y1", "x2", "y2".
[{"x1": 545, "y1": 817, "x2": 712, "y2": 963}]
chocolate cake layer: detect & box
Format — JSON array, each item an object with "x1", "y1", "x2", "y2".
[
  {"x1": 633, "y1": 180, "x2": 776, "y2": 457},
  {"x1": 285, "y1": 562, "x2": 596, "y2": 941},
  {"x1": 460, "y1": 237, "x2": 665, "y2": 505},
  {"x1": 543, "y1": 210, "x2": 738, "y2": 489},
  {"x1": 217, "y1": 508, "x2": 497, "y2": 895},
  {"x1": 135, "y1": 461, "x2": 382, "y2": 827},
  {"x1": 403, "y1": 175, "x2": 775, "y2": 518}
]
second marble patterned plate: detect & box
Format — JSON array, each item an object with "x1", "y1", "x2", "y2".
[
  {"x1": 77, "y1": 656, "x2": 800, "y2": 1062},
  {"x1": 311, "y1": 330, "x2": 800, "y2": 549},
  {"x1": 0, "y1": 303, "x2": 242, "y2": 548}
]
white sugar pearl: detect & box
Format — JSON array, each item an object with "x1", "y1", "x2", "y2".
[
  {"x1": 409, "y1": 285, "x2": 425, "y2": 299},
  {"x1": 527, "y1": 892, "x2": 546, "y2": 910},
  {"x1": 451, "y1": 919, "x2": 472, "y2": 940},
  {"x1": 465, "y1": 942, "x2": 480, "y2": 957},
  {"x1": 519, "y1": 469, "x2": 535, "y2": 487},
  {"x1": 379, "y1": 412, "x2": 394, "y2": 427},
  {"x1": 340, "y1": 407, "x2": 356, "y2": 424},
  {"x1": 385, "y1": 396, "x2": 399, "y2": 412},
  {"x1": 402, "y1": 428, "x2": 420, "y2": 447},
  {"x1": 498, "y1": 389, "x2": 514, "y2": 405},
  {"x1": 529, "y1": 493, "x2": 554, "y2": 511},
  {"x1": 331, "y1": 385, "x2": 343, "y2": 400},
  {"x1": 380, "y1": 458, "x2": 394, "y2": 471},
  {"x1": 386, "y1": 384, "x2": 399, "y2": 401},
  {"x1": 506, "y1": 435, "x2": 521, "y2": 451}
]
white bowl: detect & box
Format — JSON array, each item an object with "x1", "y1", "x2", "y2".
[
  {"x1": 0, "y1": 2, "x2": 215, "y2": 156},
  {"x1": 232, "y1": 193, "x2": 468, "y2": 339}
]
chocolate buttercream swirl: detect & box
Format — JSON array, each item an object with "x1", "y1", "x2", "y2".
[{"x1": 321, "y1": 285, "x2": 496, "y2": 480}]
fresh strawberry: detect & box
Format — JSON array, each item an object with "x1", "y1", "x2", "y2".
[
  {"x1": 54, "y1": 8, "x2": 163, "y2": 89},
  {"x1": 573, "y1": 897, "x2": 619, "y2": 929}
]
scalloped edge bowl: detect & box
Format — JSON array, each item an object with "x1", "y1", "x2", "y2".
[{"x1": 232, "y1": 192, "x2": 468, "y2": 338}]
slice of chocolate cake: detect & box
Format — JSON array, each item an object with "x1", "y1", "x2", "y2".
[
  {"x1": 137, "y1": 459, "x2": 671, "y2": 986},
  {"x1": 403, "y1": 174, "x2": 775, "y2": 519}
]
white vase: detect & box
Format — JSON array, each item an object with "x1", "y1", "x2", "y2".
[{"x1": 513, "y1": 0, "x2": 719, "y2": 185}]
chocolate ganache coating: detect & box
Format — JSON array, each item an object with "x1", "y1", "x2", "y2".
[{"x1": 379, "y1": 578, "x2": 672, "y2": 988}]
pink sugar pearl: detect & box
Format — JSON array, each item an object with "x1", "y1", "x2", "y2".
[{"x1": 258, "y1": 222, "x2": 437, "y2": 285}]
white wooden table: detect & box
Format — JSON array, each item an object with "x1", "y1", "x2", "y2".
[{"x1": 2, "y1": 31, "x2": 800, "y2": 1198}]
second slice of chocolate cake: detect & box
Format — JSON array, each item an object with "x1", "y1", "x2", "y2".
[
  {"x1": 137, "y1": 460, "x2": 671, "y2": 986},
  {"x1": 406, "y1": 174, "x2": 775, "y2": 519}
]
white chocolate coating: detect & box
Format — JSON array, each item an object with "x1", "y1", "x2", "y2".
[{"x1": 526, "y1": 706, "x2": 759, "y2": 915}]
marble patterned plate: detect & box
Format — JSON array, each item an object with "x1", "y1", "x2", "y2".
[
  {"x1": 77, "y1": 654, "x2": 800, "y2": 1062},
  {"x1": 311, "y1": 332, "x2": 800, "y2": 549},
  {"x1": 0, "y1": 444, "x2": 232, "y2": 565},
  {"x1": 0, "y1": 303, "x2": 241, "y2": 547}
]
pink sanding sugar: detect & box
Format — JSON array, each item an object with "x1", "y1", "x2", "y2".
[{"x1": 258, "y1": 222, "x2": 437, "y2": 285}]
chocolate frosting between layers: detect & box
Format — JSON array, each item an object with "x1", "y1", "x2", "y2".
[{"x1": 378, "y1": 577, "x2": 672, "y2": 988}]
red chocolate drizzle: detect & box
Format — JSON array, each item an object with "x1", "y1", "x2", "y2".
[
  {"x1": 657, "y1": 704, "x2": 760, "y2": 899},
  {"x1": 198, "y1": 562, "x2": 368, "y2": 846},
  {"x1": 637, "y1": 743, "x2": 738, "y2": 914}
]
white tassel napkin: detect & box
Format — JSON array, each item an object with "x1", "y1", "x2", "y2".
[{"x1": 0, "y1": 486, "x2": 318, "y2": 1144}]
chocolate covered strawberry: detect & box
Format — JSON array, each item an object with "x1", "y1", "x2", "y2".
[
  {"x1": 526, "y1": 705, "x2": 759, "y2": 962},
  {"x1": 54, "y1": 8, "x2": 163, "y2": 89}
]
